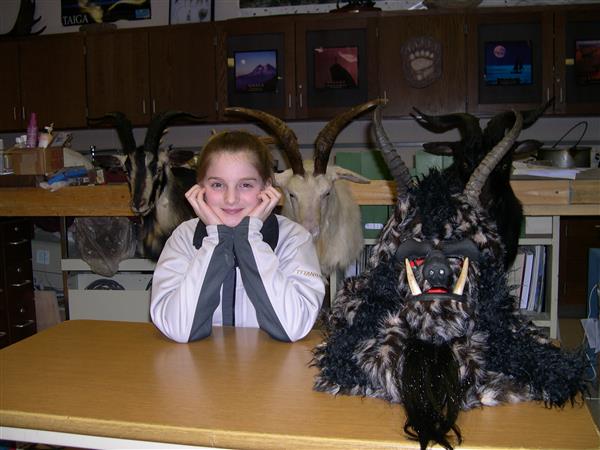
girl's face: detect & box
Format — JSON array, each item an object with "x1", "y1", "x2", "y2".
[{"x1": 202, "y1": 152, "x2": 265, "y2": 227}]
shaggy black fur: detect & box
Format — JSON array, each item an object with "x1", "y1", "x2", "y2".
[{"x1": 312, "y1": 164, "x2": 588, "y2": 450}]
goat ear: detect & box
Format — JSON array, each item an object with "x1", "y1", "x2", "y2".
[
  {"x1": 274, "y1": 169, "x2": 294, "y2": 188},
  {"x1": 332, "y1": 166, "x2": 370, "y2": 184},
  {"x1": 113, "y1": 154, "x2": 127, "y2": 167},
  {"x1": 423, "y1": 142, "x2": 453, "y2": 156},
  {"x1": 513, "y1": 139, "x2": 542, "y2": 159}
]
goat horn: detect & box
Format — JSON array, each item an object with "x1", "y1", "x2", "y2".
[
  {"x1": 144, "y1": 111, "x2": 205, "y2": 155},
  {"x1": 464, "y1": 110, "x2": 523, "y2": 205},
  {"x1": 313, "y1": 98, "x2": 385, "y2": 176},
  {"x1": 411, "y1": 107, "x2": 483, "y2": 153},
  {"x1": 88, "y1": 112, "x2": 136, "y2": 155},
  {"x1": 372, "y1": 105, "x2": 412, "y2": 197},
  {"x1": 483, "y1": 98, "x2": 553, "y2": 147},
  {"x1": 225, "y1": 106, "x2": 304, "y2": 176}
]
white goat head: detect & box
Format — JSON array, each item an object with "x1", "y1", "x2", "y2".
[{"x1": 225, "y1": 99, "x2": 385, "y2": 275}]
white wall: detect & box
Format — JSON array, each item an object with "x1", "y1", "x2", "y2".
[{"x1": 2, "y1": 0, "x2": 600, "y2": 36}]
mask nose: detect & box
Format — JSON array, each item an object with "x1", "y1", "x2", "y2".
[{"x1": 422, "y1": 250, "x2": 452, "y2": 289}]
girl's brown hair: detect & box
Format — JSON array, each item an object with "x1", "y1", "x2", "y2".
[{"x1": 195, "y1": 130, "x2": 274, "y2": 184}]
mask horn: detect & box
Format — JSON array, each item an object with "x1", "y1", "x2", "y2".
[
  {"x1": 372, "y1": 105, "x2": 413, "y2": 197},
  {"x1": 464, "y1": 111, "x2": 523, "y2": 205}
]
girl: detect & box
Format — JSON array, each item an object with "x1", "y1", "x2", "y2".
[{"x1": 150, "y1": 130, "x2": 325, "y2": 343}]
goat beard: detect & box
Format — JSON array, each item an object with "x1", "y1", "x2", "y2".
[{"x1": 400, "y1": 338, "x2": 464, "y2": 450}]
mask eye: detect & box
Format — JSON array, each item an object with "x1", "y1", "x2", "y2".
[{"x1": 410, "y1": 258, "x2": 425, "y2": 268}]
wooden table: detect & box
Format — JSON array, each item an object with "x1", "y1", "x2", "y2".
[{"x1": 1, "y1": 321, "x2": 598, "y2": 450}]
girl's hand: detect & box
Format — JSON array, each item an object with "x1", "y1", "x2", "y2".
[
  {"x1": 248, "y1": 185, "x2": 281, "y2": 223},
  {"x1": 185, "y1": 184, "x2": 221, "y2": 225}
]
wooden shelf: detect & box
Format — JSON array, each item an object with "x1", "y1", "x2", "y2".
[{"x1": 0, "y1": 179, "x2": 597, "y2": 217}]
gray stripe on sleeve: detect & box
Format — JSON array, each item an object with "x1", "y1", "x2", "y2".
[
  {"x1": 233, "y1": 217, "x2": 290, "y2": 342},
  {"x1": 189, "y1": 226, "x2": 235, "y2": 341}
]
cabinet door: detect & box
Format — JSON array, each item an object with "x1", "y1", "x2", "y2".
[
  {"x1": 466, "y1": 9, "x2": 554, "y2": 114},
  {"x1": 554, "y1": 5, "x2": 600, "y2": 115},
  {"x1": 378, "y1": 12, "x2": 466, "y2": 117},
  {"x1": 19, "y1": 34, "x2": 87, "y2": 129},
  {"x1": 0, "y1": 41, "x2": 22, "y2": 131},
  {"x1": 216, "y1": 17, "x2": 296, "y2": 120},
  {"x1": 86, "y1": 29, "x2": 151, "y2": 126},
  {"x1": 149, "y1": 24, "x2": 217, "y2": 120},
  {"x1": 295, "y1": 14, "x2": 379, "y2": 119}
]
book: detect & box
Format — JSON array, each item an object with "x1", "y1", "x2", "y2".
[{"x1": 519, "y1": 246, "x2": 535, "y2": 310}]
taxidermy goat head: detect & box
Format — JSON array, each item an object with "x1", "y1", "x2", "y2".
[
  {"x1": 313, "y1": 105, "x2": 586, "y2": 450},
  {"x1": 88, "y1": 111, "x2": 203, "y2": 259},
  {"x1": 225, "y1": 99, "x2": 385, "y2": 276},
  {"x1": 411, "y1": 99, "x2": 552, "y2": 268}
]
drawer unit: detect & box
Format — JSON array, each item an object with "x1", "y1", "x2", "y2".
[{"x1": 0, "y1": 218, "x2": 36, "y2": 348}]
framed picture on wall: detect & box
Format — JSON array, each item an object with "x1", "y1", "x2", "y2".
[{"x1": 170, "y1": 0, "x2": 214, "y2": 24}]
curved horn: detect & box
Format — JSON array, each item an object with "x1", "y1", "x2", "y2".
[
  {"x1": 372, "y1": 105, "x2": 413, "y2": 197},
  {"x1": 464, "y1": 111, "x2": 523, "y2": 204},
  {"x1": 314, "y1": 98, "x2": 386, "y2": 176},
  {"x1": 484, "y1": 98, "x2": 553, "y2": 147},
  {"x1": 88, "y1": 112, "x2": 136, "y2": 155},
  {"x1": 225, "y1": 106, "x2": 304, "y2": 176},
  {"x1": 411, "y1": 107, "x2": 481, "y2": 134},
  {"x1": 144, "y1": 111, "x2": 205, "y2": 155}
]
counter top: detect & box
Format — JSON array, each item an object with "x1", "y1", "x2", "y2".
[
  {"x1": 0, "y1": 320, "x2": 598, "y2": 449},
  {"x1": 0, "y1": 179, "x2": 598, "y2": 217}
]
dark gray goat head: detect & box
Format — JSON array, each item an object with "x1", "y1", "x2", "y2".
[
  {"x1": 409, "y1": 99, "x2": 553, "y2": 268},
  {"x1": 88, "y1": 111, "x2": 203, "y2": 259}
]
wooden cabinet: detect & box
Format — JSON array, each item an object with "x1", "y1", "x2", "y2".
[
  {"x1": 0, "y1": 41, "x2": 22, "y2": 132},
  {"x1": 558, "y1": 216, "x2": 600, "y2": 318},
  {"x1": 294, "y1": 14, "x2": 379, "y2": 119},
  {"x1": 216, "y1": 16, "x2": 297, "y2": 120},
  {"x1": 20, "y1": 34, "x2": 87, "y2": 129},
  {"x1": 378, "y1": 11, "x2": 466, "y2": 117},
  {"x1": 466, "y1": 9, "x2": 554, "y2": 114},
  {"x1": 553, "y1": 5, "x2": 600, "y2": 115},
  {"x1": 87, "y1": 26, "x2": 218, "y2": 125},
  {"x1": 0, "y1": 35, "x2": 86, "y2": 132},
  {"x1": 86, "y1": 29, "x2": 151, "y2": 126},
  {"x1": 149, "y1": 23, "x2": 217, "y2": 120},
  {"x1": 0, "y1": 218, "x2": 36, "y2": 349},
  {"x1": 217, "y1": 14, "x2": 378, "y2": 120}
]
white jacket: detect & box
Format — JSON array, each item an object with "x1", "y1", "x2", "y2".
[{"x1": 151, "y1": 215, "x2": 325, "y2": 343}]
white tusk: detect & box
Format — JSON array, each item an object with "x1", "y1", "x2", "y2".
[
  {"x1": 405, "y1": 258, "x2": 422, "y2": 296},
  {"x1": 453, "y1": 257, "x2": 470, "y2": 295}
]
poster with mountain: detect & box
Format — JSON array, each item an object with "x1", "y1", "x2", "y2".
[{"x1": 234, "y1": 50, "x2": 278, "y2": 93}]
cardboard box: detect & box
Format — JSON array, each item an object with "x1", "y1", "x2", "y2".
[{"x1": 5, "y1": 146, "x2": 64, "y2": 175}]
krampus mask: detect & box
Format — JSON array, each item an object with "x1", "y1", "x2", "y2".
[{"x1": 312, "y1": 107, "x2": 587, "y2": 450}]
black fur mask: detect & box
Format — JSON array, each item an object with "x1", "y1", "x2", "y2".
[{"x1": 312, "y1": 108, "x2": 587, "y2": 450}]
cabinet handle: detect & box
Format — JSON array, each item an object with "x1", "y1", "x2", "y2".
[
  {"x1": 21, "y1": 106, "x2": 25, "y2": 120},
  {"x1": 288, "y1": 93, "x2": 292, "y2": 109},
  {"x1": 7, "y1": 238, "x2": 28, "y2": 246},
  {"x1": 10, "y1": 279, "x2": 32, "y2": 288},
  {"x1": 299, "y1": 93, "x2": 303, "y2": 109},
  {"x1": 546, "y1": 88, "x2": 550, "y2": 102},
  {"x1": 13, "y1": 107, "x2": 17, "y2": 121},
  {"x1": 152, "y1": 99, "x2": 156, "y2": 114},
  {"x1": 142, "y1": 99, "x2": 146, "y2": 114},
  {"x1": 559, "y1": 87, "x2": 563, "y2": 103},
  {"x1": 14, "y1": 320, "x2": 35, "y2": 329}
]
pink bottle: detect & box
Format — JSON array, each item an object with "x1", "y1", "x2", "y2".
[{"x1": 26, "y1": 112, "x2": 38, "y2": 148}]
